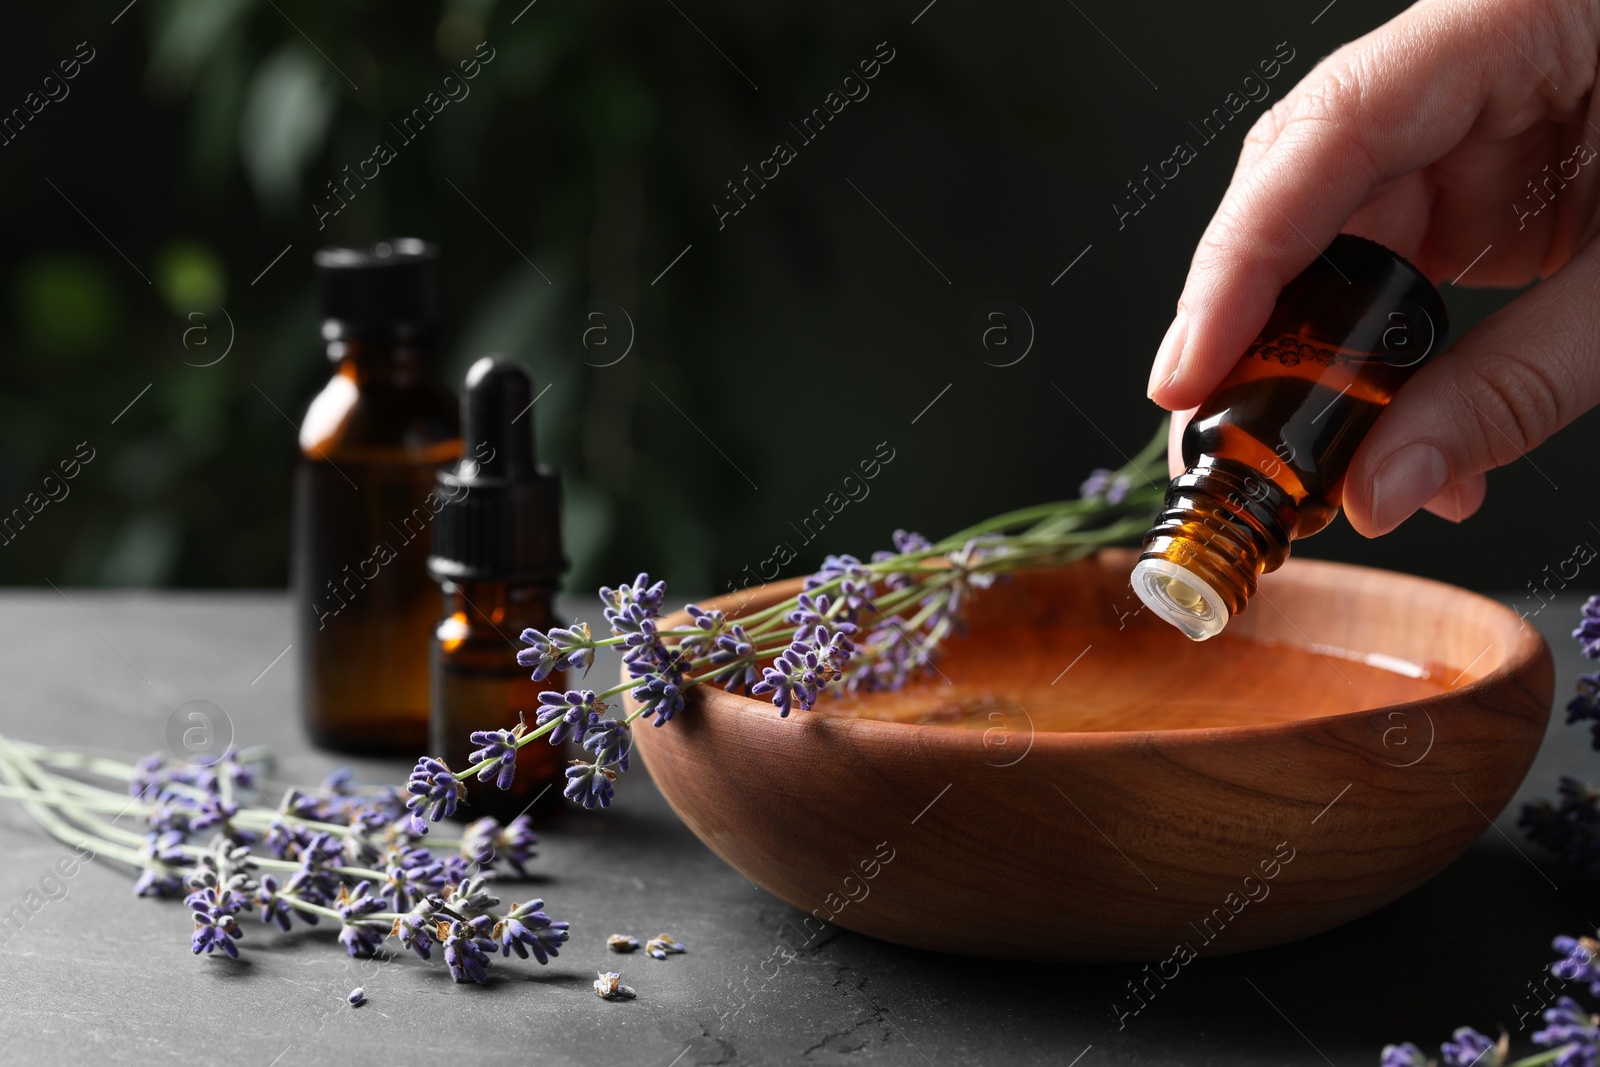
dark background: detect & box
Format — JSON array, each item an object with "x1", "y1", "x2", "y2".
[{"x1": 0, "y1": 0, "x2": 1577, "y2": 599}]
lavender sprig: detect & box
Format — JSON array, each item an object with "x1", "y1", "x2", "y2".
[
  {"x1": 0, "y1": 737, "x2": 568, "y2": 989},
  {"x1": 491, "y1": 420, "x2": 1168, "y2": 811}
]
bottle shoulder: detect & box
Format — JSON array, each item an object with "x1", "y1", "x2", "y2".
[{"x1": 300, "y1": 373, "x2": 461, "y2": 462}]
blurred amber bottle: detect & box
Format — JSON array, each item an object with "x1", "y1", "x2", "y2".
[
  {"x1": 1132, "y1": 235, "x2": 1448, "y2": 640},
  {"x1": 428, "y1": 356, "x2": 566, "y2": 820},
  {"x1": 294, "y1": 240, "x2": 461, "y2": 752}
]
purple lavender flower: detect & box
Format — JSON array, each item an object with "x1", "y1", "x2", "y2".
[
  {"x1": 564, "y1": 761, "x2": 616, "y2": 810},
  {"x1": 442, "y1": 854, "x2": 476, "y2": 885},
  {"x1": 873, "y1": 530, "x2": 935, "y2": 591},
  {"x1": 192, "y1": 748, "x2": 257, "y2": 796},
  {"x1": 1379, "y1": 1044, "x2": 1430, "y2": 1067},
  {"x1": 443, "y1": 915, "x2": 497, "y2": 983},
  {"x1": 1554, "y1": 935, "x2": 1600, "y2": 997},
  {"x1": 751, "y1": 656, "x2": 801, "y2": 717},
  {"x1": 146, "y1": 800, "x2": 192, "y2": 836},
  {"x1": 1440, "y1": 1027, "x2": 1500, "y2": 1067},
  {"x1": 845, "y1": 621, "x2": 927, "y2": 693},
  {"x1": 536, "y1": 689, "x2": 600, "y2": 744},
  {"x1": 336, "y1": 881, "x2": 388, "y2": 958},
  {"x1": 134, "y1": 868, "x2": 185, "y2": 898},
  {"x1": 581, "y1": 718, "x2": 632, "y2": 772},
  {"x1": 262, "y1": 816, "x2": 308, "y2": 860},
  {"x1": 254, "y1": 875, "x2": 297, "y2": 932},
  {"x1": 279, "y1": 868, "x2": 328, "y2": 923},
  {"x1": 189, "y1": 795, "x2": 239, "y2": 834},
  {"x1": 495, "y1": 899, "x2": 569, "y2": 963},
  {"x1": 467, "y1": 728, "x2": 520, "y2": 791},
  {"x1": 627, "y1": 646, "x2": 690, "y2": 727},
  {"x1": 892, "y1": 529, "x2": 932, "y2": 554},
  {"x1": 129, "y1": 753, "x2": 165, "y2": 799},
  {"x1": 805, "y1": 554, "x2": 876, "y2": 618},
  {"x1": 548, "y1": 625, "x2": 597, "y2": 673},
  {"x1": 603, "y1": 575, "x2": 666, "y2": 660},
  {"x1": 134, "y1": 831, "x2": 187, "y2": 898},
  {"x1": 940, "y1": 538, "x2": 999, "y2": 623},
  {"x1": 496, "y1": 815, "x2": 539, "y2": 876},
  {"x1": 1534, "y1": 997, "x2": 1600, "y2": 1066},
  {"x1": 381, "y1": 846, "x2": 447, "y2": 913},
  {"x1": 446, "y1": 875, "x2": 500, "y2": 914},
  {"x1": 680, "y1": 605, "x2": 728, "y2": 655},
  {"x1": 1081, "y1": 468, "x2": 1133, "y2": 504},
  {"x1": 393, "y1": 895, "x2": 442, "y2": 960},
  {"x1": 321, "y1": 766, "x2": 356, "y2": 794},
  {"x1": 786, "y1": 594, "x2": 858, "y2": 644},
  {"x1": 348, "y1": 787, "x2": 406, "y2": 834},
  {"x1": 710, "y1": 624, "x2": 759, "y2": 694},
  {"x1": 602, "y1": 572, "x2": 667, "y2": 617},
  {"x1": 1520, "y1": 777, "x2": 1600, "y2": 878},
  {"x1": 751, "y1": 626, "x2": 855, "y2": 717},
  {"x1": 405, "y1": 757, "x2": 464, "y2": 834},
  {"x1": 460, "y1": 818, "x2": 501, "y2": 868},
  {"x1": 1577, "y1": 597, "x2": 1600, "y2": 660},
  {"x1": 1567, "y1": 673, "x2": 1600, "y2": 750},
  {"x1": 188, "y1": 886, "x2": 245, "y2": 958},
  {"x1": 517, "y1": 624, "x2": 595, "y2": 680},
  {"x1": 519, "y1": 631, "x2": 565, "y2": 680}
]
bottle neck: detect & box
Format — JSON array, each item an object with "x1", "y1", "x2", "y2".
[
  {"x1": 1134, "y1": 458, "x2": 1297, "y2": 632},
  {"x1": 440, "y1": 579, "x2": 558, "y2": 635},
  {"x1": 327, "y1": 336, "x2": 438, "y2": 387}
]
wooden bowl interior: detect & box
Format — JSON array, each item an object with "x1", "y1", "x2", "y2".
[{"x1": 707, "y1": 548, "x2": 1529, "y2": 736}]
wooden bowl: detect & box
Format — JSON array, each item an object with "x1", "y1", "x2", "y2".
[{"x1": 626, "y1": 548, "x2": 1552, "y2": 962}]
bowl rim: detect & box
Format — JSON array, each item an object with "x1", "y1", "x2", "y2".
[{"x1": 638, "y1": 548, "x2": 1551, "y2": 752}]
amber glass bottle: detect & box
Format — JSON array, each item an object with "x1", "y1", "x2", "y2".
[
  {"x1": 294, "y1": 240, "x2": 461, "y2": 752},
  {"x1": 429, "y1": 356, "x2": 566, "y2": 821},
  {"x1": 1132, "y1": 235, "x2": 1448, "y2": 640}
]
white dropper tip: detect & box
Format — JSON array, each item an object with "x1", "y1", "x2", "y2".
[{"x1": 1130, "y1": 558, "x2": 1229, "y2": 642}]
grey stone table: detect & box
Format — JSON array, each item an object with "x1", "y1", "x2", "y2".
[{"x1": 0, "y1": 588, "x2": 1595, "y2": 1067}]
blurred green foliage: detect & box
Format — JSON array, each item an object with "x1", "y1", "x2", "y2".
[{"x1": 0, "y1": 0, "x2": 933, "y2": 592}]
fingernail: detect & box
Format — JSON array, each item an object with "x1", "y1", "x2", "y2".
[
  {"x1": 1147, "y1": 310, "x2": 1187, "y2": 400},
  {"x1": 1369, "y1": 442, "x2": 1450, "y2": 534},
  {"x1": 1426, "y1": 482, "x2": 1469, "y2": 524}
]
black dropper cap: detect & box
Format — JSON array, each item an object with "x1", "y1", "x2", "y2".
[
  {"x1": 313, "y1": 238, "x2": 442, "y2": 344},
  {"x1": 428, "y1": 356, "x2": 565, "y2": 584}
]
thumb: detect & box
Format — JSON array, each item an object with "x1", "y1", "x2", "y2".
[{"x1": 1344, "y1": 238, "x2": 1600, "y2": 537}]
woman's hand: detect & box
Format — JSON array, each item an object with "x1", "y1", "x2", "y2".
[{"x1": 1149, "y1": 0, "x2": 1600, "y2": 535}]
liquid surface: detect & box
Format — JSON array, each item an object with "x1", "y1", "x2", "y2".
[{"x1": 822, "y1": 624, "x2": 1451, "y2": 732}]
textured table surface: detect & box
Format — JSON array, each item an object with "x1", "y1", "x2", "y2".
[{"x1": 0, "y1": 587, "x2": 1594, "y2": 1067}]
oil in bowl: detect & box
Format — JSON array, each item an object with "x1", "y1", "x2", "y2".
[{"x1": 822, "y1": 625, "x2": 1453, "y2": 733}]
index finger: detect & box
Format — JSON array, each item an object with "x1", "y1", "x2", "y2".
[{"x1": 1146, "y1": 9, "x2": 1515, "y2": 411}]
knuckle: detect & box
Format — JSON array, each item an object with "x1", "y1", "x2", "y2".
[
  {"x1": 1278, "y1": 59, "x2": 1383, "y2": 183},
  {"x1": 1456, "y1": 352, "x2": 1564, "y2": 465}
]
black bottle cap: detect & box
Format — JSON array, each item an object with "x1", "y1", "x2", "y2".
[
  {"x1": 428, "y1": 356, "x2": 565, "y2": 584},
  {"x1": 314, "y1": 238, "x2": 442, "y2": 343}
]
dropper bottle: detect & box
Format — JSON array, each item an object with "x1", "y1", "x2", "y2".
[
  {"x1": 1131, "y1": 234, "x2": 1449, "y2": 640},
  {"x1": 427, "y1": 355, "x2": 566, "y2": 820}
]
